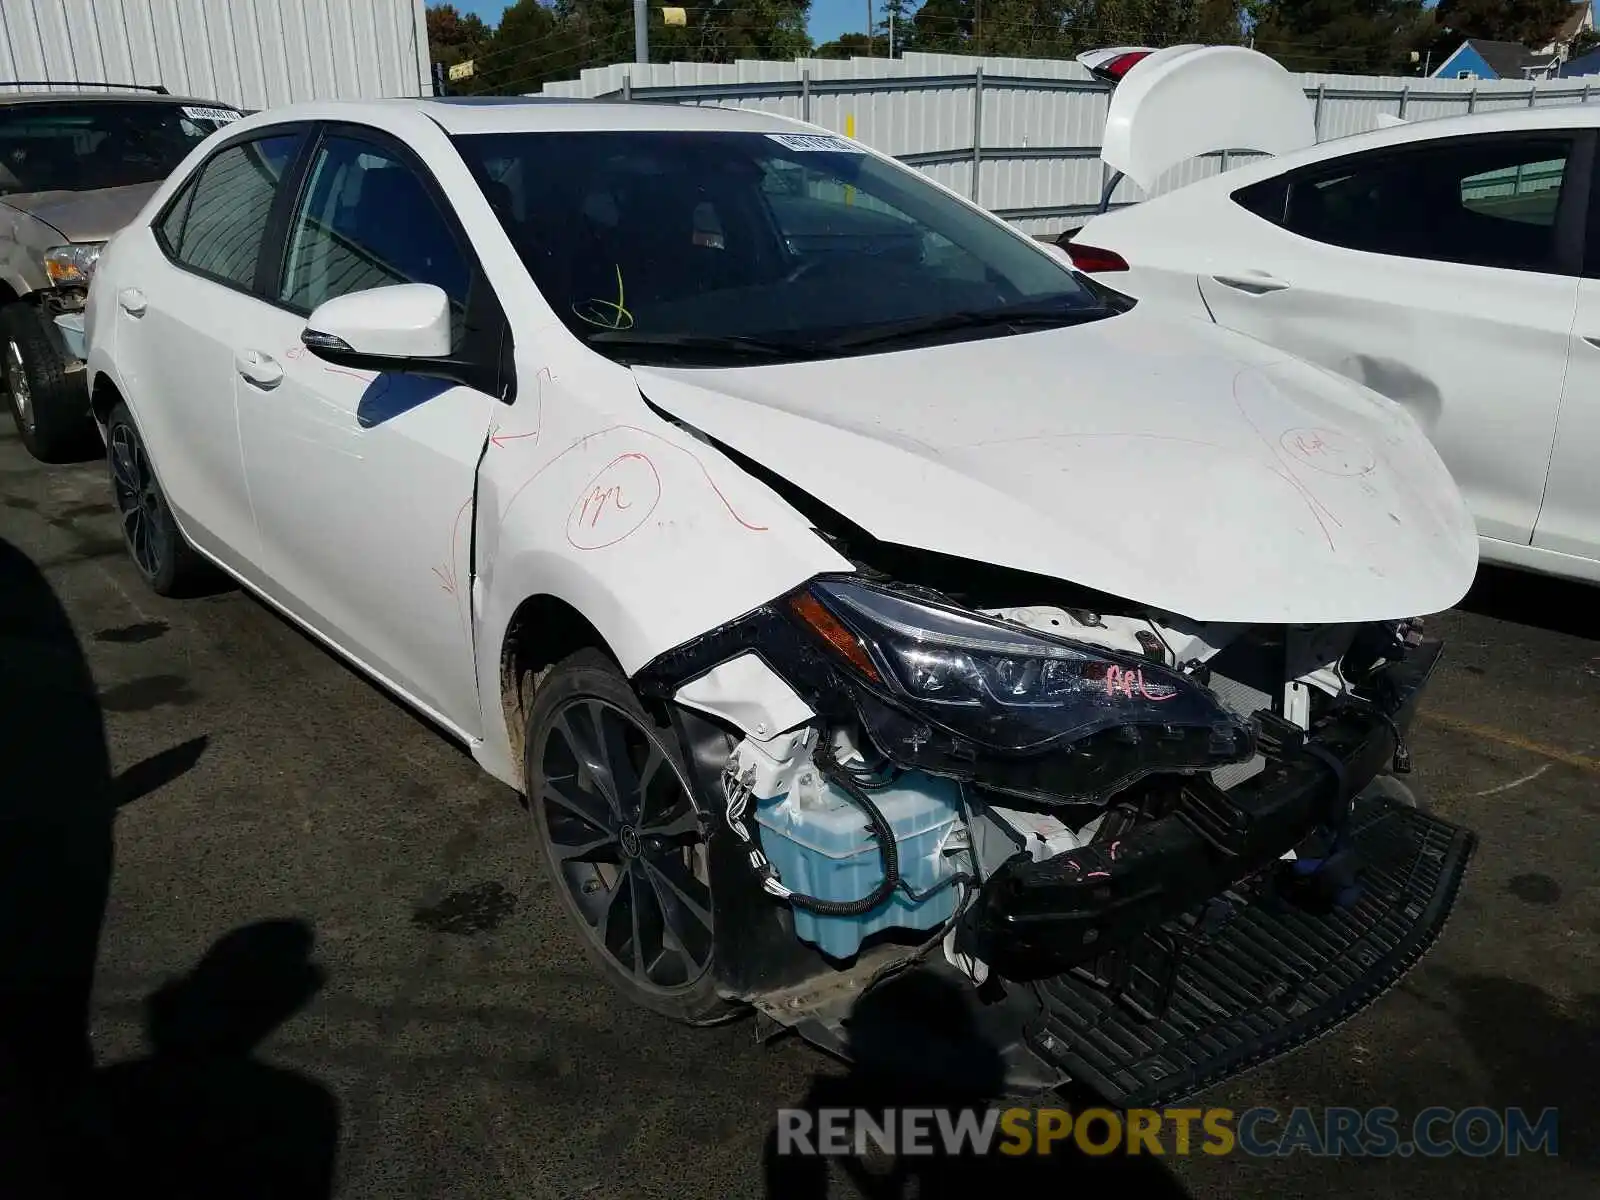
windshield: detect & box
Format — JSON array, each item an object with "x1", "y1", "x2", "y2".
[
  {"x1": 452, "y1": 129, "x2": 1110, "y2": 364},
  {"x1": 0, "y1": 100, "x2": 239, "y2": 195}
]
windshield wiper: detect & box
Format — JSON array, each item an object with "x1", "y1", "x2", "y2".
[
  {"x1": 582, "y1": 331, "x2": 820, "y2": 359},
  {"x1": 820, "y1": 301, "x2": 1110, "y2": 351}
]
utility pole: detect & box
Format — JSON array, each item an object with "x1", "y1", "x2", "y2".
[
  {"x1": 634, "y1": 0, "x2": 648, "y2": 65},
  {"x1": 975, "y1": 0, "x2": 982, "y2": 48},
  {"x1": 867, "y1": 0, "x2": 875, "y2": 54},
  {"x1": 889, "y1": 3, "x2": 895, "y2": 57}
]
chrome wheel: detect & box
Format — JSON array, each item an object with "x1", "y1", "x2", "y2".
[
  {"x1": 534, "y1": 697, "x2": 714, "y2": 991},
  {"x1": 6, "y1": 340, "x2": 32, "y2": 432},
  {"x1": 109, "y1": 423, "x2": 162, "y2": 578}
]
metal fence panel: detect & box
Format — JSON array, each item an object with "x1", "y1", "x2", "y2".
[{"x1": 543, "y1": 50, "x2": 1600, "y2": 229}]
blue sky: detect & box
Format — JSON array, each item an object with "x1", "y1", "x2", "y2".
[{"x1": 448, "y1": 0, "x2": 867, "y2": 52}]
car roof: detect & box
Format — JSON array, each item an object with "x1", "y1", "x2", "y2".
[
  {"x1": 225, "y1": 95, "x2": 815, "y2": 138},
  {"x1": 0, "y1": 89, "x2": 237, "y2": 109},
  {"x1": 1217, "y1": 100, "x2": 1600, "y2": 187}
]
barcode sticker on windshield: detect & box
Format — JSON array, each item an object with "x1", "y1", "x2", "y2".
[
  {"x1": 766, "y1": 133, "x2": 861, "y2": 153},
  {"x1": 182, "y1": 106, "x2": 241, "y2": 123}
]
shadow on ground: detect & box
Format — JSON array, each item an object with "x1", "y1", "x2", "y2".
[
  {"x1": 1446, "y1": 972, "x2": 1599, "y2": 1169},
  {"x1": 763, "y1": 968, "x2": 1192, "y2": 1199},
  {"x1": 1457, "y1": 565, "x2": 1599, "y2": 640},
  {"x1": 0, "y1": 533, "x2": 339, "y2": 1196}
]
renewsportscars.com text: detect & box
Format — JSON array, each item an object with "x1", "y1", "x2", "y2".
[{"x1": 775, "y1": 1106, "x2": 1559, "y2": 1159}]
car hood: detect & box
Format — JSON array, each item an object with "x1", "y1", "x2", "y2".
[
  {"x1": 1, "y1": 181, "x2": 161, "y2": 242},
  {"x1": 632, "y1": 308, "x2": 1479, "y2": 624}
]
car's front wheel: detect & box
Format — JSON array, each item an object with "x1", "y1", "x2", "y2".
[
  {"x1": 523, "y1": 649, "x2": 737, "y2": 1025},
  {"x1": 105, "y1": 402, "x2": 206, "y2": 596},
  {"x1": 2, "y1": 302, "x2": 95, "y2": 462}
]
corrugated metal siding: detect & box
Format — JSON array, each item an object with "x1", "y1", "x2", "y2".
[
  {"x1": 0, "y1": 0, "x2": 430, "y2": 109},
  {"x1": 541, "y1": 51, "x2": 1600, "y2": 230}
]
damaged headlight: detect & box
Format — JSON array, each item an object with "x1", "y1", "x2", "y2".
[
  {"x1": 42, "y1": 242, "x2": 104, "y2": 287},
  {"x1": 790, "y1": 578, "x2": 1250, "y2": 760}
]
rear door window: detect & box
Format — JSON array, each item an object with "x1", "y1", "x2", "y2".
[
  {"x1": 1234, "y1": 135, "x2": 1577, "y2": 275},
  {"x1": 160, "y1": 132, "x2": 303, "y2": 290}
]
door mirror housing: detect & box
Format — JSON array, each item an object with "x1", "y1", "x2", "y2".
[
  {"x1": 301, "y1": 283, "x2": 503, "y2": 396},
  {"x1": 304, "y1": 283, "x2": 451, "y2": 359}
]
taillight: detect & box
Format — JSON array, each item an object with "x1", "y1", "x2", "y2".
[
  {"x1": 1063, "y1": 241, "x2": 1129, "y2": 273},
  {"x1": 1089, "y1": 50, "x2": 1153, "y2": 84}
]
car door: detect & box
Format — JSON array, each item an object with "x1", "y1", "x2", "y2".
[
  {"x1": 1532, "y1": 167, "x2": 1600, "y2": 566},
  {"x1": 112, "y1": 127, "x2": 308, "y2": 577},
  {"x1": 1194, "y1": 131, "x2": 1590, "y2": 548},
  {"x1": 235, "y1": 125, "x2": 504, "y2": 738}
]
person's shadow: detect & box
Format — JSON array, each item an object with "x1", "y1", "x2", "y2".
[
  {"x1": 0, "y1": 533, "x2": 338, "y2": 1195},
  {"x1": 763, "y1": 965, "x2": 1193, "y2": 1198},
  {"x1": 91, "y1": 918, "x2": 342, "y2": 1198}
]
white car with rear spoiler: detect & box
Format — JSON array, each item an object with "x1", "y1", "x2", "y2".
[{"x1": 1064, "y1": 43, "x2": 1600, "y2": 588}]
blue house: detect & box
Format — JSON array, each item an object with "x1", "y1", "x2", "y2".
[
  {"x1": 1431, "y1": 38, "x2": 1559, "y2": 81},
  {"x1": 1431, "y1": 3, "x2": 1594, "y2": 79}
]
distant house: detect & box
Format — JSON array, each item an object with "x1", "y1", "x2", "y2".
[
  {"x1": 1560, "y1": 45, "x2": 1600, "y2": 75},
  {"x1": 1431, "y1": 38, "x2": 1559, "y2": 81},
  {"x1": 1539, "y1": 0, "x2": 1595, "y2": 57},
  {"x1": 1431, "y1": 3, "x2": 1595, "y2": 81}
]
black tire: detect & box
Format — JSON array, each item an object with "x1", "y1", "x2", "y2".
[
  {"x1": 523, "y1": 648, "x2": 737, "y2": 1025},
  {"x1": 1, "y1": 301, "x2": 95, "y2": 463},
  {"x1": 104, "y1": 403, "x2": 207, "y2": 597}
]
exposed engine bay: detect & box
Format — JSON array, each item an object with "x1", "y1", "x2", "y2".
[{"x1": 637, "y1": 556, "x2": 1475, "y2": 1107}]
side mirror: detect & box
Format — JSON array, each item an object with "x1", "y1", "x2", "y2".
[
  {"x1": 304, "y1": 283, "x2": 451, "y2": 359},
  {"x1": 301, "y1": 283, "x2": 503, "y2": 396}
]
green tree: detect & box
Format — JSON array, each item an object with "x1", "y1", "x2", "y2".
[
  {"x1": 651, "y1": 0, "x2": 812, "y2": 62},
  {"x1": 1248, "y1": 0, "x2": 1433, "y2": 74},
  {"x1": 1431, "y1": 0, "x2": 1573, "y2": 47},
  {"x1": 815, "y1": 31, "x2": 889, "y2": 56},
  {"x1": 900, "y1": 0, "x2": 1242, "y2": 60},
  {"x1": 903, "y1": 0, "x2": 973, "y2": 54},
  {"x1": 426, "y1": 3, "x2": 495, "y2": 92}
]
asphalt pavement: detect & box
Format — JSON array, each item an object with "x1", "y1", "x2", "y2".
[{"x1": 1, "y1": 416, "x2": 1596, "y2": 1199}]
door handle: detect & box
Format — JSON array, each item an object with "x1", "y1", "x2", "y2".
[
  {"x1": 117, "y1": 287, "x2": 147, "y2": 316},
  {"x1": 1212, "y1": 272, "x2": 1290, "y2": 295},
  {"x1": 235, "y1": 349, "x2": 283, "y2": 389}
]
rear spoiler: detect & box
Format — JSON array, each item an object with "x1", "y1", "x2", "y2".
[{"x1": 1076, "y1": 44, "x2": 1316, "y2": 195}]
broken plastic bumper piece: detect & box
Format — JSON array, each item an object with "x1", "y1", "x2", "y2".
[
  {"x1": 1025, "y1": 791, "x2": 1473, "y2": 1107},
  {"x1": 965, "y1": 640, "x2": 1445, "y2": 980}
]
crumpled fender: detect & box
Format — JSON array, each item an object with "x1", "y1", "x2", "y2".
[{"x1": 467, "y1": 351, "x2": 849, "y2": 786}]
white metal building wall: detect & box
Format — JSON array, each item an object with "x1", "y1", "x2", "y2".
[{"x1": 0, "y1": 0, "x2": 431, "y2": 110}]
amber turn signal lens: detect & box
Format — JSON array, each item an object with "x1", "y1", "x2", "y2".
[{"x1": 788, "y1": 592, "x2": 881, "y2": 682}]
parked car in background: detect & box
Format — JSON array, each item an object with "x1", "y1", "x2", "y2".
[
  {"x1": 83, "y1": 95, "x2": 1477, "y2": 1106},
  {"x1": 0, "y1": 84, "x2": 241, "y2": 460},
  {"x1": 1061, "y1": 43, "x2": 1600, "y2": 587}
]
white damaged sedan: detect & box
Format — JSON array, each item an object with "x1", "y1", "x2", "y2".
[{"x1": 82, "y1": 95, "x2": 1479, "y2": 1103}]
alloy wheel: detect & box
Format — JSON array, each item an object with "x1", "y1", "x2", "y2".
[
  {"x1": 5, "y1": 340, "x2": 32, "y2": 432},
  {"x1": 109, "y1": 424, "x2": 163, "y2": 578},
  {"x1": 535, "y1": 697, "x2": 715, "y2": 992}
]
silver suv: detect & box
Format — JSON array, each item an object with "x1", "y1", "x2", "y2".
[{"x1": 1, "y1": 85, "x2": 241, "y2": 460}]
